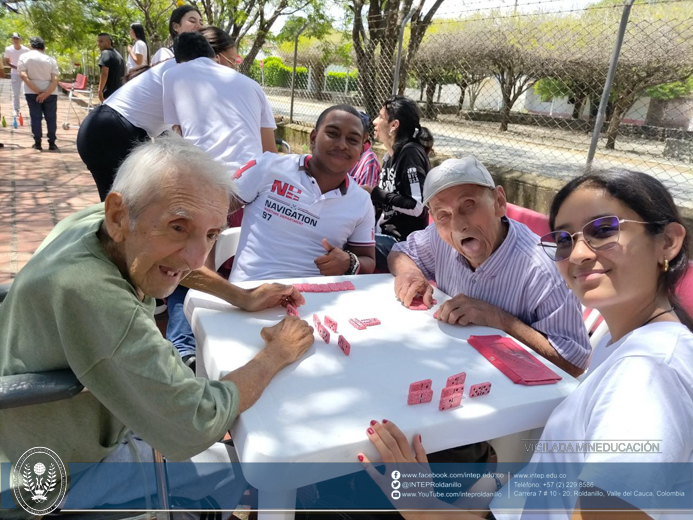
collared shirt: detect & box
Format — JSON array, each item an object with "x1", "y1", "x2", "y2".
[
  {"x1": 392, "y1": 218, "x2": 591, "y2": 369},
  {"x1": 349, "y1": 142, "x2": 381, "y2": 188},
  {"x1": 17, "y1": 49, "x2": 59, "y2": 93},
  {"x1": 230, "y1": 153, "x2": 376, "y2": 282}
]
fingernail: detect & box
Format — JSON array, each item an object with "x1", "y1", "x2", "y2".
[
  {"x1": 367, "y1": 428, "x2": 375, "y2": 435},
  {"x1": 382, "y1": 419, "x2": 389, "y2": 424},
  {"x1": 419, "y1": 434, "x2": 422, "y2": 443},
  {"x1": 370, "y1": 420, "x2": 377, "y2": 426},
  {"x1": 358, "y1": 454, "x2": 364, "y2": 462}
]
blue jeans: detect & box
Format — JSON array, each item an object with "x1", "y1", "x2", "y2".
[
  {"x1": 375, "y1": 234, "x2": 398, "y2": 272},
  {"x1": 166, "y1": 285, "x2": 196, "y2": 358},
  {"x1": 25, "y1": 94, "x2": 57, "y2": 145}
]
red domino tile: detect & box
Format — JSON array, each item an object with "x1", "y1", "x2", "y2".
[
  {"x1": 469, "y1": 382, "x2": 492, "y2": 398},
  {"x1": 317, "y1": 322, "x2": 330, "y2": 344},
  {"x1": 441, "y1": 385, "x2": 464, "y2": 398},
  {"x1": 408, "y1": 379, "x2": 432, "y2": 393},
  {"x1": 337, "y1": 335, "x2": 350, "y2": 356},
  {"x1": 407, "y1": 389, "x2": 433, "y2": 405},
  {"x1": 446, "y1": 372, "x2": 466, "y2": 387},
  {"x1": 324, "y1": 315, "x2": 338, "y2": 333},
  {"x1": 439, "y1": 394, "x2": 463, "y2": 411},
  {"x1": 349, "y1": 318, "x2": 366, "y2": 330},
  {"x1": 286, "y1": 304, "x2": 299, "y2": 317}
]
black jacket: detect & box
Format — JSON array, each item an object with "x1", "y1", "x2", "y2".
[{"x1": 370, "y1": 142, "x2": 430, "y2": 241}]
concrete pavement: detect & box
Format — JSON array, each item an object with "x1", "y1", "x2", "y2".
[{"x1": 0, "y1": 77, "x2": 99, "y2": 284}]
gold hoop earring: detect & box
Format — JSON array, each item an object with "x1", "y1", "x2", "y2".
[{"x1": 663, "y1": 259, "x2": 669, "y2": 272}]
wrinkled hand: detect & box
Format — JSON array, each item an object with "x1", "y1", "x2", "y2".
[
  {"x1": 261, "y1": 316, "x2": 314, "y2": 366},
  {"x1": 240, "y1": 283, "x2": 305, "y2": 312},
  {"x1": 98, "y1": 91, "x2": 105, "y2": 103},
  {"x1": 394, "y1": 272, "x2": 434, "y2": 308},
  {"x1": 36, "y1": 92, "x2": 48, "y2": 103},
  {"x1": 358, "y1": 421, "x2": 440, "y2": 519},
  {"x1": 314, "y1": 239, "x2": 350, "y2": 276},
  {"x1": 436, "y1": 293, "x2": 504, "y2": 328}
]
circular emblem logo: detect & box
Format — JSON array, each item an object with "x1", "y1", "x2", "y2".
[{"x1": 11, "y1": 447, "x2": 69, "y2": 516}]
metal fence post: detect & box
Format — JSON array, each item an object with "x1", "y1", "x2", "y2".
[
  {"x1": 289, "y1": 22, "x2": 309, "y2": 124},
  {"x1": 392, "y1": 9, "x2": 416, "y2": 96},
  {"x1": 585, "y1": 0, "x2": 635, "y2": 171}
]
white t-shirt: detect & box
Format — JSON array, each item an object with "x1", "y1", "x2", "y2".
[
  {"x1": 162, "y1": 57, "x2": 276, "y2": 172},
  {"x1": 229, "y1": 153, "x2": 376, "y2": 282},
  {"x1": 126, "y1": 40, "x2": 148, "y2": 71},
  {"x1": 4, "y1": 44, "x2": 29, "y2": 76},
  {"x1": 491, "y1": 321, "x2": 693, "y2": 519},
  {"x1": 151, "y1": 47, "x2": 173, "y2": 66},
  {"x1": 105, "y1": 59, "x2": 175, "y2": 137},
  {"x1": 17, "y1": 50, "x2": 59, "y2": 93}
]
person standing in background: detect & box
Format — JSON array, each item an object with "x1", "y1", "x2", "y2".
[
  {"x1": 18, "y1": 37, "x2": 59, "y2": 152},
  {"x1": 96, "y1": 33, "x2": 124, "y2": 102},
  {"x1": 126, "y1": 23, "x2": 148, "y2": 72},
  {"x1": 4, "y1": 33, "x2": 29, "y2": 117},
  {"x1": 349, "y1": 111, "x2": 381, "y2": 188}
]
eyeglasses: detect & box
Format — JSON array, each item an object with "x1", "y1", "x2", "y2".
[{"x1": 539, "y1": 215, "x2": 665, "y2": 262}]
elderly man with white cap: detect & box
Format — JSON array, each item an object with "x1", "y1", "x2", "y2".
[{"x1": 388, "y1": 157, "x2": 590, "y2": 377}]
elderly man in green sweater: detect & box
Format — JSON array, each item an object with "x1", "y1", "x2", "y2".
[{"x1": 0, "y1": 135, "x2": 314, "y2": 512}]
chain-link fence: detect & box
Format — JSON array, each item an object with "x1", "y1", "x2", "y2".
[{"x1": 240, "y1": 0, "x2": 693, "y2": 209}]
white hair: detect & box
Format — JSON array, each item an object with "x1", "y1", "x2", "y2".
[{"x1": 109, "y1": 134, "x2": 236, "y2": 220}]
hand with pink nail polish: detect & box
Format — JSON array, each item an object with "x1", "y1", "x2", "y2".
[{"x1": 358, "y1": 420, "x2": 447, "y2": 519}]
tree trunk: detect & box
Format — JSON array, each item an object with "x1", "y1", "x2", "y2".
[
  {"x1": 572, "y1": 96, "x2": 584, "y2": 120},
  {"x1": 457, "y1": 79, "x2": 468, "y2": 115},
  {"x1": 605, "y1": 95, "x2": 635, "y2": 150},
  {"x1": 239, "y1": 29, "x2": 268, "y2": 75},
  {"x1": 424, "y1": 81, "x2": 437, "y2": 119},
  {"x1": 311, "y1": 64, "x2": 325, "y2": 96}
]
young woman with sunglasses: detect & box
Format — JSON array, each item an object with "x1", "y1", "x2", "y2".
[{"x1": 357, "y1": 169, "x2": 693, "y2": 519}]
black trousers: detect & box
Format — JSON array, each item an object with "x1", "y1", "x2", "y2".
[
  {"x1": 25, "y1": 94, "x2": 57, "y2": 145},
  {"x1": 77, "y1": 104, "x2": 149, "y2": 201}
]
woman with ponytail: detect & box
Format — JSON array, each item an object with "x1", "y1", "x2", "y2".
[
  {"x1": 126, "y1": 23, "x2": 149, "y2": 72},
  {"x1": 366, "y1": 95, "x2": 433, "y2": 271}
]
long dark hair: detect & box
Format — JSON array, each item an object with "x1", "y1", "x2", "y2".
[
  {"x1": 549, "y1": 169, "x2": 692, "y2": 330},
  {"x1": 130, "y1": 23, "x2": 147, "y2": 44},
  {"x1": 199, "y1": 26, "x2": 235, "y2": 55},
  {"x1": 382, "y1": 95, "x2": 433, "y2": 157},
  {"x1": 169, "y1": 5, "x2": 201, "y2": 40}
]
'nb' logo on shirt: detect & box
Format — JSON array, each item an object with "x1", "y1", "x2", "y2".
[{"x1": 271, "y1": 180, "x2": 302, "y2": 202}]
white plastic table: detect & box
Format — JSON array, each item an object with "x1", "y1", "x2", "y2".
[{"x1": 184, "y1": 274, "x2": 579, "y2": 518}]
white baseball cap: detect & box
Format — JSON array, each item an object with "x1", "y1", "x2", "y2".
[{"x1": 423, "y1": 157, "x2": 495, "y2": 205}]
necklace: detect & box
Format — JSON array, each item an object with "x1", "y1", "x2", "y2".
[{"x1": 642, "y1": 308, "x2": 674, "y2": 327}]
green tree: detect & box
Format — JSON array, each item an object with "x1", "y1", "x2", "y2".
[
  {"x1": 276, "y1": 30, "x2": 351, "y2": 96},
  {"x1": 348, "y1": 0, "x2": 446, "y2": 119}
]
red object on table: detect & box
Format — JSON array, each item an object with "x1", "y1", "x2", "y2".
[{"x1": 467, "y1": 335, "x2": 561, "y2": 385}]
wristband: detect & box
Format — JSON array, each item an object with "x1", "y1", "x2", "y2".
[{"x1": 345, "y1": 251, "x2": 360, "y2": 275}]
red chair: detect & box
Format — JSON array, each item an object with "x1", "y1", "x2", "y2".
[
  {"x1": 58, "y1": 72, "x2": 87, "y2": 92},
  {"x1": 505, "y1": 203, "x2": 551, "y2": 237},
  {"x1": 59, "y1": 73, "x2": 93, "y2": 130}
]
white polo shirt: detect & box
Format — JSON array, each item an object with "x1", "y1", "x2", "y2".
[
  {"x1": 162, "y1": 57, "x2": 276, "y2": 173},
  {"x1": 229, "y1": 153, "x2": 376, "y2": 282}
]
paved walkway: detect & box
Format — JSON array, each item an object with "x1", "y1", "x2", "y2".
[{"x1": 0, "y1": 78, "x2": 100, "y2": 284}]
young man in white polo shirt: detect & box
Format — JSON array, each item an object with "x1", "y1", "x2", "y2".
[
  {"x1": 173, "y1": 105, "x2": 376, "y2": 367},
  {"x1": 4, "y1": 33, "x2": 29, "y2": 116},
  {"x1": 230, "y1": 105, "x2": 376, "y2": 281}
]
